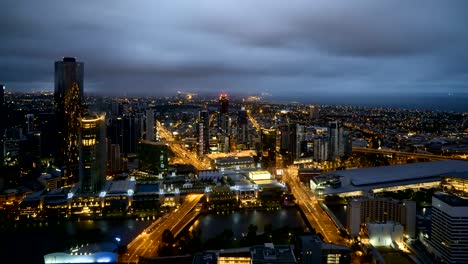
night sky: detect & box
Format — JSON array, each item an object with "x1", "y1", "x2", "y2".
[{"x1": 1, "y1": 1, "x2": 468, "y2": 96}]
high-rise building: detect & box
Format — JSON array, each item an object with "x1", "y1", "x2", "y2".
[
  {"x1": 19, "y1": 132, "x2": 41, "y2": 177},
  {"x1": 219, "y1": 94, "x2": 230, "y2": 135},
  {"x1": 138, "y1": 141, "x2": 168, "y2": 176},
  {"x1": 54, "y1": 57, "x2": 84, "y2": 182},
  {"x1": 329, "y1": 121, "x2": 344, "y2": 159},
  {"x1": 145, "y1": 109, "x2": 155, "y2": 142},
  {"x1": 280, "y1": 123, "x2": 299, "y2": 164},
  {"x1": 261, "y1": 128, "x2": 276, "y2": 169},
  {"x1": 313, "y1": 137, "x2": 329, "y2": 162},
  {"x1": 25, "y1": 114, "x2": 35, "y2": 133},
  {"x1": 107, "y1": 115, "x2": 139, "y2": 155},
  {"x1": 347, "y1": 196, "x2": 416, "y2": 238},
  {"x1": 427, "y1": 192, "x2": 468, "y2": 263},
  {"x1": 79, "y1": 114, "x2": 106, "y2": 194},
  {"x1": 219, "y1": 94, "x2": 229, "y2": 114},
  {"x1": 198, "y1": 110, "x2": 210, "y2": 156},
  {"x1": 237, "y1": 107, "x2": 248, "y2": 146}
]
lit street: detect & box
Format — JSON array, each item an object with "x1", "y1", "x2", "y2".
[
  {"x1": 121, "y1": 194, "x2": 203, "y2": 263},
  {"x1": 283, "y1": 166, "x2": 347, "y2": 246}
]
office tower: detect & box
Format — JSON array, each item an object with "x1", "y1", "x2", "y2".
[
  {"x1": 107, "y1": 143, "x2": 124, "y2": 175},
  {"x1": 19, "y1": 132, "x2": 42, "y2": 177},
  {"x1": 138, "y1": 141, "x2": 168, "y2": 176},
  {"x1": 219, "y1": 94, "x2": 229, "y2": 114},
  {"x1": 343, "y1": 131, "x2": 352, "y2": 156},
  {"x1": 79, "y1": 114, "x2": 106, "y2": 194},
  {"x1": 295, "y1": 236, "x2": 351, "y2": 264},
  {"x1": 428, "y1": 192, "x2": 468, "y2": 263},
  {"x1": 146, "y1": 109, "x2": 155, "y2": 142},
  {"x1": 107, "y1": 116, "x2": 138, "y2": 155},
  {"x1": 313, "y1": 137, "x2": 329, "y2": 161},
  {"x1": 261, "y1": 128, "x2": 276, "y2": 169},
  {"x1": 329, "y1": 121, "x2": 344, "y2": 159},
  {"x1": 198, "y1": 110, "x2": 210, "y2": 156},
  {"x1": 54, "y1": 57, "x2": 84, "y2": 181},
  {"x1": 219, "y1": 94, "x2": 229, "y2": 135},
  {"x1": 295, "y1": 124, "x2": 306, "y2": 160},
  {"x1": 280, "y1": 123, "x2": 297, "y2": 164},
  {"x1": 25, "y1": 114, "x2": 35, "y2": 133},
  {"x1": 237, "y1": 107, "x2": 248, "y2": 145},
  {"x1": 38, "y1": 113, "x2": 57, "y2": 159}
]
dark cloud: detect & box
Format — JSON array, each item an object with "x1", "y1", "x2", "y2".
[{"x1": 1, "y1": 0, "x2": 467, "y2": 96}]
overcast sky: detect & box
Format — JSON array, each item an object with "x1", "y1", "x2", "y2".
[{"x1": 1, "y1": 1, "x2": 467, "y2": 96}]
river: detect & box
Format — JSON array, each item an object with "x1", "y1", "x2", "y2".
[
  {"x1": 0, "y1": 208, "x2": 307, "y2": 263},
  {"x1": 192, "y1": 208, "x2": 308, "y2": 241}
]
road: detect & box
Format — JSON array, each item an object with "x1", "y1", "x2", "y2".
[
  {"x1": 283, "y1": 166, "x2": 347, "y2": 246},
  {"x1": 156, "y1": 121, "x2": 210, "y2": 170},
  {"x1": 352, "y1": 147, "x2": 466, "y2": 161},
  {"x1": 246, "y1": 109, "x2": 261, "y2": 131},
  {"x1": 121, "y1": 194, "x2": 203, "y2": 263}
]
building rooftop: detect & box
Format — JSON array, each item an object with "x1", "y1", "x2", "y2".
[
  {"x1": 434, "y1": 192, "x2": 468, "y2": 207},
  {"x1": 330, "y1": 160, "x2": 468, "y2": 186},
  {"x1": 319, "y1": 160, "x2": 468, "y2": 195},
  {"x1": 250, "y1": 244, "x2": 296, "y2": 264}
]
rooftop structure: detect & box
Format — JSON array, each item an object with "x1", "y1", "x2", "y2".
[
  {"x1": 250, "y1": 243, "x2": 296, "y2": 264},
  {"x1": 312, "y1": 160, "x2": 468, "y2": 196}
]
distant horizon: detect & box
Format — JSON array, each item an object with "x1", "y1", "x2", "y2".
[{"x1": 4, "y1": 88, "x2": 468, "y2": 112}]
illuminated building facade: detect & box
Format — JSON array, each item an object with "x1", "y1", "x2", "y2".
[
  {"x1": 79, "y1": 114, "x2": 106, "y2": 194},
  {"x1": 347, "y1": 196, "x2": 416, "y2": 238},
  {"x1": 54, "y1": 57, "x2": 84, "y2": 182}
]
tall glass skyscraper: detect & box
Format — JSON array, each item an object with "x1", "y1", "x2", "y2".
[
  {"x1": 54, "y1": 57, "x2": 84, "y2": 182},
  {"x1": 79, "y1": 114, "x2": 106, "y2": 194}
]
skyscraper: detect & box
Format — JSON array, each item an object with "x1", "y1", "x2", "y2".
[
  {"x1": 219, "y1": 94, "x2": 229, "y2": 114},
  {"x1": 146, "y1": 109, "x2": 155, "y2": 142},
  {"x1": 54, "y1": 57, "x2": 84, "y2": 182},
  {"x1": 237, "y1": 107, "x2": 248, "y2": 146},
  {"x1": 329, "y1": 121, "x2": 344, "y2": 159},
  {"x1": 198, "y1": 110, "x2": 210, "y2": 156},
  {"x1": 79, "y1": 114, "x2": 106, "y2": 194},
  {"x1": 218, "y1": 94, "x2": 230, "y2": 135}
]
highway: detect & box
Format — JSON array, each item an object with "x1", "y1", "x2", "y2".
[
  {"x1": 121, "y1": 194, "x2": 203, "y2": 263},
  {"x1": 352, "y1": 146, "x2": 467, "y2": 161},
  {"x1": 283, "y1": 166, "x2": 347, "y2": 246},
  {"x1": 156, "y1": 121, "x2": 210, "y2": 170}
]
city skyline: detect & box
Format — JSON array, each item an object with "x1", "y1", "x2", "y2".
[{"x1": 1, "y1": 1, "x2": 468, "y2": 96}]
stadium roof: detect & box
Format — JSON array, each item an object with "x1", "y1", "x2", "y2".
[
  {"x1": 319, "y1": 160, "x2": 468, "y2": 195},
  {"x1": 328, "y1": 160, "x2": 468, "y2": 186}
]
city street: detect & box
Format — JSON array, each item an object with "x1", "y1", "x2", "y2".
[
  {"x1": 121, "y1": 194, "x2": 203, "y2": 263},
  {"x1": 283, "y1": 166, "x2": 347, "y2": 246}
]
